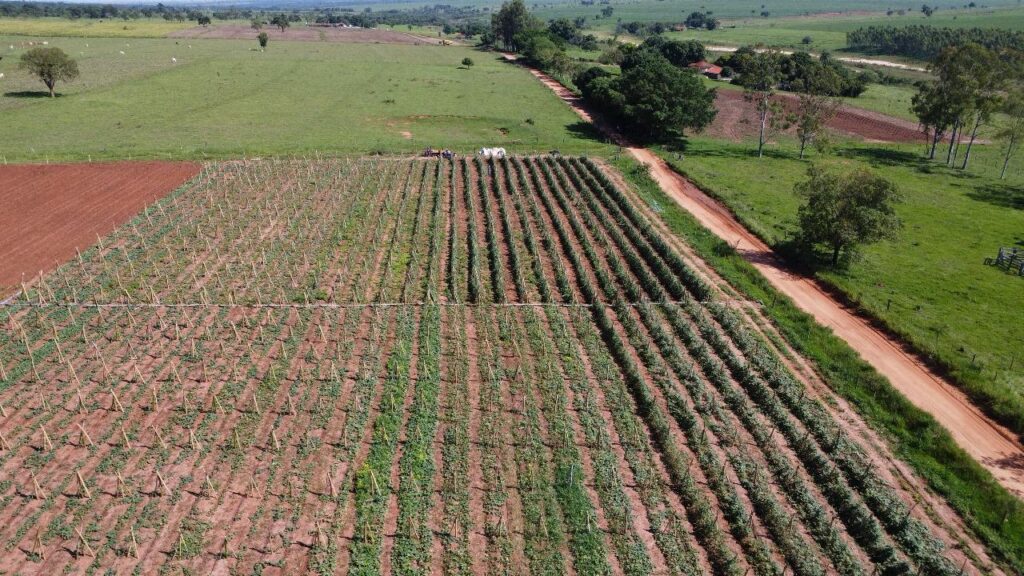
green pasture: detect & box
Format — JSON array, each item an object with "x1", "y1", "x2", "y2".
[
  {"x1": 0, "y1": 36, "x2": 609, "y2": 161},
  {"x1": 0, "y1": 17, "x2": 193, "y2": 38},
  {"x1": 661, "y1": 136, "x2": 1024, "y2": 435}
]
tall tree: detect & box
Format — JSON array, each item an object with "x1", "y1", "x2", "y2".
[
  {"x1": 791, "y1": 92, "x2": 839, "y2": 159},
  {"x1": 270, "y1": 14, "x2": 289, "y2": 33},
  {"x1": 997, "y1": 90, "x2": 1024, "y2": 179},
  {"x1": 491, "y1": 0, "x2": 538, "y2": 53},
  {"x1": 796, "y1": 166, "x2": 902, "y2": 267},
  {"x1": 616, "y1": 50, "x2": 716, "y2": 140},
  {"x1": 18, "y1": 47, "x2": 78, "y2": 98},
  {"x1": 742, "y1": 50, "x2": 783, "y2": 158},
  {"x1": 911, "y1": 80, "x2": 955, "y2": 160}
]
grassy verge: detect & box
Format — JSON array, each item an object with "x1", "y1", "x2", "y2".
[
  {"x1": 656, "y1": 137, "x2": 1024, "y2": 441},
  {"x1": 609, "y1": 153, "x2": 1024, "y2": 573}
]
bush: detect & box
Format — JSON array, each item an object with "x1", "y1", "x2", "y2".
[{"x1": 461, "y1": 57, "x2": 474, "y2": 67}]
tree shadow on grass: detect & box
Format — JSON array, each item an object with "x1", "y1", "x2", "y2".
[
  {"x1": 565, "y1": 120, "x2": 610, "y2": 145},
  {"x1": 3, "y1": 91, "x2": 60, "y2": 99},
  {"x1": 840, "y1": 146, "x2": 926, "y2": 168},
  {"x1": 967, "y1": 182, "x2": 1024, "y2": 210}
]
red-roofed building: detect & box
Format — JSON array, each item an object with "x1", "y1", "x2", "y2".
[{"x1": 688, "y1": 60, "x2": 723, "y2": 79}]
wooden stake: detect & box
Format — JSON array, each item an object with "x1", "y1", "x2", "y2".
[
  {"x1": 212, "y1": 393, "x2": 225, "y2": 414},
  {"x1": 0, "y1": 401, "x2": 6, "y2": 417},
  {"x1": 40, "y1": 426, "x2": 53, "y2": 451},
  {"x1": 251, "y1": 393, "x2": 261, "y2": 415},
  {"x1": 121, "y1": 426, "x2": 131, "y2": 449},
  {"x1": 76, "y1": 471, "x2": 91, "y2": 499},
  {"x1": 151, "y1": 386, "x2": 159, "y2": 411},
  {"x1": 77, "y1": 423, "x2": 93, "y2": 447},
  {"x1": 73, "y1": 527, "x2": 95, "y2": 557},
  {"x1": 117, "y1": 471, "x2": 130, "y2": 497},
  {"x1": 76, "y1": 388, "x2": 86, "y2": 414},
  {"x1": 204, "y1": 472, "x2": 216, "y2": 497},
  {"x1": 271, "y1": 429, "x2": 280, "y2": 450},
  {"x1": 156, "y1": 471, "x2": 171, "y2": 496},
  {"x1": 110, "y1": 388, "x2": 125, "y2": 413},
  {"x1": 287, "y1": 394, "x2": 296, "y2": 416},
  {"x1": 0, "y1": 432, "x2": 9, "y2": 451},
  {"x1": 233, "y1": 429, "x2": 242, "y2": 451},
  {"x1": 32, "y1": 532, "x2": 45, "y2": 559},
  {"x1": 31, "y1": 473, "x2": 46, "y2": 499},
  {"x1": 328, "y1": 474, "x2": 337, "y2": 497},
  {"x1": 128, "y1": 527, "x2": 139, "y2": 559},
  {"x1": 152, "y1": 426, "x2": 167, "y2": 450}
]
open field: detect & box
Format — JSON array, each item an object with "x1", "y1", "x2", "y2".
[
  {"x1": 631, "y1": 6, "x2": 1024, "y2": 53},
  {"x1": 663, "y1": 137, "x2": 1024, "y2": 438},
  {"x1": 706, "y1": 88, "x2": 926, "y2": 143},
  {"x1": 0, "y1": 17, "x2": 194, "y2": 38},
  {"x1": 0, "y1": 161, "x2": 199, "y2": 294},
  {"x1": 0, "y1": 155, "x2": 1010, "y2": 574},
  {"x1": 169, "y1": 24, "x2": 445, "y2": 45},
  {"x1": 0, "y1": 38, "x2": 608, "y2": 161}
]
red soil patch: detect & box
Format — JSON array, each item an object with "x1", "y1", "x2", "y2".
[
  {"x1": 708, "y1": 89, "x2": 927, "y2": 144},
  {"x1": 0, "y1": 161, "x2": 200, "y2": 295},
  {"x1": 169, "y1": 25, "x2": 443, "y2": 45}
]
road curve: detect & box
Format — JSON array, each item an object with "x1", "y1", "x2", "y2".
[{"x1": 504, "y1": 53, "x2": 1024, "y2": 496}]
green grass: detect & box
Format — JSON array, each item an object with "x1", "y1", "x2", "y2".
[
  {"x1": 653, "y1": 6, "x2": 1024, "y2": 54},
  {"x1": 657, "y1": 136, "x2": 1024, "y2": 438},
  {"x1": 0, "y1": 17, "x2": 193, "y2": 38},
  {"x1": 610, "y1": 152, "x2": 1024, "y2": 573},
  {"x1": 0, "y1": 36, "x2": 609, "y2": 161}
]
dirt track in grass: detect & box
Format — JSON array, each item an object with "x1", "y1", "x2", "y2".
[{"x1": 501, "y1": 53, "x2": 1024, "y2": 498}]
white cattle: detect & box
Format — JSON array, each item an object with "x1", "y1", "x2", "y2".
[{"x1": 478, "y1": 147, "x2": 507, "y2": 159}]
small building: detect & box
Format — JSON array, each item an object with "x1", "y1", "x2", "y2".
[{"x1": 688, "y1": 60, "x2": 723, "y2": 79}]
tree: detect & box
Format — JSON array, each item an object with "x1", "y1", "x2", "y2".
[
  {"x1": 257, "y1": 32, "x2": 269, "y2": 48},
  {"x1": 997, "y1": 90, "x2": 1024, "y2": 179},
  {"x1": 576, "y1": 51, "x2": 716, "y2": 141},
  {"x1": 911, "y1": 80, "x2": 955, "y2": 159},
  {"x1": 251, "y1": 19, "x2": 262, "y2": 31},
  {"x1": 197, "y1": 14, "x2": 211, "y2": 26},
  {"x1": 270, "y1": 14, "x2": 289, "y2": 33},
  {"x1": 641, "y1": 36, "x2": 706, "y2": 67},
  {"x1": 796, "y1": 166, "x2": 902, "y2": 267},
  {"x1": 921, "y1": 4, "x2": 935, "y2": 17},
  {"x1": 792, "y1": 92, "x2": 839, "y2": 159},
  {"x1": 462, "y1": 57, "x2": 474, "y2": 67},
  {"x1": 741, "y1": 50, "x2": 783, "y2": 157},
  {"x1": 491, "y1": 0, "x2": 539, "y2": 52},
  {"x1": 19, "y1": 47, "x2": 79, "y2": 98}
]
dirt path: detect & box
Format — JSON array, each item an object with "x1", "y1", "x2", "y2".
[
  {"x1": 503, "y1": 54, "x2": 1024, "y2": 497},
  {"x1": 704, "y1": 45, "x2": 928, "y2": 72}
]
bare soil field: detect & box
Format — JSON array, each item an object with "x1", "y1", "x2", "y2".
[
  {"x1": 0, "y1": 161, "x2": 200, "y2": 297},
  {"x1": 708, "y1": 88, "x2": 927, "y2": 143},
  {"x1": 0, "y1": 156, "x2": 1007, "y2": 574},
  {"x1": 169, "y1": 24, "x2": 443, "y2": 45}
]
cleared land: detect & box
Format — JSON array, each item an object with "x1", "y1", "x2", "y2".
[
  {"x1": 0, "y1": 156, "x2": 1006, "y2": 574},
  {"x1": 0, "y1": 161, "x2": 200, "y2": 295},
  {"x1": 169, "y1": 24, "x2": 444, "y2": 45},
  {"x1": 0, "y1": 38, "x2": 608, "y2": 161},
  {"x1": 707, "y1": 88, "x2": 927, "y2": 143}
]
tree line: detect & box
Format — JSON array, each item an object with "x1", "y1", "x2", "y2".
[
  {"x1": 913, "y1": 43, "x2": 1024, "y2": 175},
  {"x1": 847, "y1": 24, "x2": 1024, "y2": 60},
  {"x1": 0, "y1": 1, "x2": 257, "y2": 22}
]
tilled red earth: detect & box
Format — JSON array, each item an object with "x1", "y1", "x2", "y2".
[
  {"x1": 709, "y1": 88, "x2": 927, "y2": 143},
  {"x1": 0, "y1": 161, "x2": 200, "y2": 295}
]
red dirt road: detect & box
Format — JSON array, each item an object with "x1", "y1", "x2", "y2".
[
  {"x1": 505, "y1": 53, "x2": 1024, "y2": 496},
  {"x1": 0, "y1": 161, "x2": 200, "y2": 295}
]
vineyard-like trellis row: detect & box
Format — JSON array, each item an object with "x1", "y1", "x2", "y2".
[{"x1": 0, "y1": 156, "x2": 976, "y2": 575}]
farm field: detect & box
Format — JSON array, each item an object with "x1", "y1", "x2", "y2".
[
  {"x1": 0, "y1": 155, "x2": 1008, "y2": 574},
  {"x1": 0, "y1": 17, "x2": 194, "y2": 38},
  {"x1": 663, "y1": 137, "x2": 1024, "y2": 438},
  {"x1": 168, "y1": 24, "x2": 445, "y2": 45},
  {"x1": 0, "y1": 37, "x2": 608, "y2": 161},
  {"x1": 0, "y1": 161, "x2": 200, "y2": 293},
  {"x1": 662, "y1": 6, "x2": 1024, "y2": 53}
]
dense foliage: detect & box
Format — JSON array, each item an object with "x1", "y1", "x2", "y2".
[
  {"x1": 576, "y1": 48, "x2": 716, "y2": 141},
  {"x1": 719, "y1": 47, "x2": 868, "y2": 97},
  {"x1": 847, "y1": 24, "x2": 1024, "y2": 59},
  {"x1": 0, "y1": 1, "x2": 256, "y2": 22}
]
